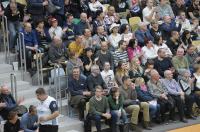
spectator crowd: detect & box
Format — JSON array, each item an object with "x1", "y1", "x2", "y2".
[{"x1": 0, "y1": 0, "x2": 200, "y2": 131}]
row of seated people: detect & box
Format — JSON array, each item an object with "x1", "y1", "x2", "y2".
[
  {"x1": 0, "y1": 0, "x2": 199, "y2": 72},
  {"x1": 69, "y1": 62, "x2": 200, "y2": 132}
]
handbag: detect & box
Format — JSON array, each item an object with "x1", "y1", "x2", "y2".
[{"x1": 47, "y1": 0, "x2": 61, "y2": 14}]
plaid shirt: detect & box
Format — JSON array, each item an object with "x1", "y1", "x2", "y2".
[{"x1": 160, "y1": 79, "x2": 182, "y2": 96}]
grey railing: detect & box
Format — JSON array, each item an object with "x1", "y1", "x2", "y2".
[
  {"x1": 2, "y1": 15, "x2": 10, "y2": 64},
  {"x1": 35, "y1": 49, "x2": 43, "y2": 86},
  {"x1": 17, "y1": 32, "x2": 26, "y2": 80},
  {"x1": 10, "y1": 73, "x2": 17, "y2": 100}
]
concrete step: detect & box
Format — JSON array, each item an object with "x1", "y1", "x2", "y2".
[
  {"x1": 0, "y1": 64, "x2": 13, "y2": 74},
  {"x1": 0, "y1": 52, "x2": 17, "y2": 64},
  {"x1": 0, "y1": 70, "x2": 31, "y2": 84},
  {"x1": 6, "y1": 81, "x2": 31, "y2": 91},
  {"x1": 58, "y1": 117, "x2": 83, "y2": 132}
]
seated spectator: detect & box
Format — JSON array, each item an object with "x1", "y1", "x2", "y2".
[
  {"x1": 154, "y1": 37, "x2": 172, "y2": 57},
  {"x1": 111, "y1": 0, "x2": 129, "y2": 14},
  {"x1": 81, "y1": 47, "x2": 94, "y2": 76},
  {"x1": 101, "y1": 62, "x2": 116, "y2": 90},
  {"x1": 50, "y1": 0, "x2": 65, "y2": 27},
  {"x1": 156, "y1": 0, "x2": 175, "y2": 19},
  {"x1": 26, "y1": 0, "x2": 47, "y2": 24},
  {"x1": 0, "y1": 85, "x2": 24, "y2": 120},
  {"x1": 4, "y1": 111, "x2": 23, "y2": 132},
  {"x1": 135, "y1": 77, "x2": 161, "y2": 123},
  {"x1": 127, "y1": 39, "x2": 143, "y2": 62},
  {"x1": 93, "y1": 10, "x2": 106, "y2": 34},
  {"x1": 143, "y1": 60, "x2": 154, "y2": 81},
  {"x1": 95, "y1": 41, "x2": 114, "y2": 70},
  {"x1": 66, "y1": 51, "x2": 84, "y2": 75},
  {"x1": 48, "y1": 18, "x2": 63, "y2": 39},
  {"x1": 178, "y1": 11, "x2": 192, "y2": 34},
  {"x1": 185, "y1": 45, "x2": 200, "y2": 72},
  {"x1": 92, "y1": 26, "x2": 109, "y2": 51},
  {"x1": 62, "y1": 13, "x2": 76, "y2": 43},
  {"x1": 161, "y1": 70, "x2": 188, "y2": 123},
  {"x1": 20, "y1": 105, "x2": 39, "y2": 132},
  {"x1": 129, "y1": 58, "x2": 144, "y2": 80},
  {"x1": 147, "y1": 70, "x2": 175, "y2": 122},
  {"x1": 108, "y1": 23, "x2": 122, "y2": 49},
  {"x1": 135, "y1": 22, "x2": 154, "y2": 47},
  {"x1": 172, "y1": 0, "x2": 186, "y2": 17},
  {"x1": 35, "y1": 20, "x2": 51, "y2": 52},
  {"x1": 115, "y1": 61, "x2": 129, "y2": 86},
  {"x1": 89, "y1": 0, "x2": 105, "y2": 18},
  {"x1": 181, "y1": 30, "x2": 192, "y2": 51},
  {"x1": 187, "y1": 0, "x2": 200, "y2": 20},
  {"x1": 84, "y1": 85, "x2": 111, "y2": 132},
  {"x1": 21, "y1": 22, "x2": 38, "y2": 71},
  {"x1": 142, "y1": 0, "x2": 157, "y2": 25},
  {"x1": 68, "y1": 67, "x2": 91, "y2": 121},
  {"x1": 172, "y1": 48, "x2": 189, "y2": 73},
  {"x1": 166, "y1": 31, "x2": 182, "y2": 55},
  {"x1": 193, "y1": 65, "x2": 200, "y2": 96},
  {"x1": 76, "y1": 13, "x2": 92, "y2": 35},
  {"x1": 4, "y1": 0, "x2": 24, "y2": 52},
  {"x1": 82, "y1": 29, "x2": 93, "y2": 49},
  {"x1": 113, "y1": 40, "x2": 129, "y2": 67},
  {"x1": 120, "y1": 76, "x2": 151, "y2": 131},
  {"x1": 191, "y1": 18, "x2": 200, "y2": 40},
  {"x1": 178, "y1": 69, "x2": 199, "y2": 119},
  {"x1": 108, "y1": 87, "x2": 128, "y2": 131},
  {"x1": 48, "y1": 37, "x2": 67, "y2": 64},
  {"x1": 86, "y1": 65, "x2": 108, "y2": 95},
  {"x1": 150, "y1": 20, "x2": 162, "y2": 43},
  {"x1": 104, "y1": 6, "x2": 120, "y2": 30},
  {"x1": 120, "y1": 24, "x2": 134, "y2": 43},
  {"x1": 141, "y1": 40, "x2": 158, "y2": 64},
  {"x1": 160, "y1": 16, "x2": 181, "y2": 41},
  {"x1": 68, "y1": 34, "x2": 84, "y2": 57},
  {"x1": 129, "y1": 0, "x2": 142, "y2": 18},
  {"x1": 154, "y1": 48, "x2": 174, "y2": 77}
]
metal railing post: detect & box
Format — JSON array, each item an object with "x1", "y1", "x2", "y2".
[
  {"x1": 10, "y1": 73, "x2": 17, "y2": 100},
  {"x1": 35, "y1": 49, "x2": 44, "y2": 86},
  {"x1": 18, "y1": 33, "x2": 26, "y2": 80},
  {"x1": 53, "y1": 64, "x2": 62, "y2": 114},
  {"x1": 2, "y1": 16, "x2": 10, "y2": 64}
]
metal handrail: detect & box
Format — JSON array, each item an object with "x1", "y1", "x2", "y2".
[
  {"x1": 18, "y1": 32, "x2": 27, "y2": 80},
  {"x1": 53, "y1": 64, "x2": 62, "y2": 114},
  {"x1": 10, "y1": 73, "x2": 17, "y2": 101},
  {"x1": 2, "y1": 15, "x2": 10, "y2": 64},
  {"x1": 35, "y1": 49, "x2": 43, "y2": 86}
]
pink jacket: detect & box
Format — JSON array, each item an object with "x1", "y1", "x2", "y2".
[{"x1": 127, "y1": 46, "x2": 142, "y2": 61}]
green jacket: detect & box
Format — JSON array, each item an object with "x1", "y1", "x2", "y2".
[
  {"x1": 89, "y1": 96, "x2": 110, "y2": 115},
  {"x1": 108, "y1": 95, "x2": 124, "y2": 110}
]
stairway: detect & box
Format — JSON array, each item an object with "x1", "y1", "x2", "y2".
[{"x1": 0, "y1": 51, "x2": 84, "y2": 132}]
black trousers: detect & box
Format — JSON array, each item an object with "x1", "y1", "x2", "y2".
[
  {"x1": 158, "y1": 95, "x2": 175, "y2": 115},
  {"x1": 39, "y1": 124, "x2": 58, "y2": 132},
  {"x1": 170, "y1": 95, "x2": 185, "y2": 120}
]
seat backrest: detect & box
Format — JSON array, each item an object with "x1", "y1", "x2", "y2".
[{"x1": 129, "y1": 17, "x2": 141, "y2": 32}]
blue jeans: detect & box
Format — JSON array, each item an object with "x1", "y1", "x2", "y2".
[
  {"x1": 8, "y1": 21, "x2": 21, "y2": 49},
  {"x1": 149, "y1": 103, "x2": 160, "y2": 119}
]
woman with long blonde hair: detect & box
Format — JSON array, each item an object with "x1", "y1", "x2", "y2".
[
  {"x1": 115, "y1": 61, "x2": 129, "y2": 86},
  {"x1": 129, "y1": 58, "x2": 144, "y2": 81}
]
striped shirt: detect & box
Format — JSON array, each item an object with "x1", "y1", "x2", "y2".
[{"x1": 113, "y1": 49, "x2": 128, "y2": 66}]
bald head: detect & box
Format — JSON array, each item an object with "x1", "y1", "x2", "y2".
[
  {"x1": 0, "y1": 85, "x2": 10, "y2": 95},
  {"x1": 164, "y1": 70, "x2": 173, "y2": 79},
  {"x1": 80, "y1": 13, "x2": 87, "y2": 22},
  {"x1": 150, "y1": 69, "x2": 160, "y2": 81},
  {"x1": 163, "y1": 15, "x2": 171, "y2": 23},
  {"x1": 53, "y1": 37, "x2": 62, "y2": 47},
  {"x1": 24, "y1": 22, "x2": 32, "y2": 32}
]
